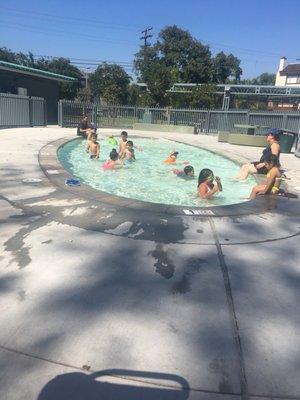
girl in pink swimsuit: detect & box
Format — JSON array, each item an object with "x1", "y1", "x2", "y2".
[{"x1": 103, "y1": 149, "x2": 123, "y2": 170}]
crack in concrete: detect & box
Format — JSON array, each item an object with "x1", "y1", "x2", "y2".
[{"x1": 209, "y1": 217, "x2": 249, "y2": 400}]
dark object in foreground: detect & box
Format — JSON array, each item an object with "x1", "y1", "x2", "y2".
[
  {"x1": 277, "y1": 189, "x2": 298, "y2": 199},
  {"x1": 65, "y1": 178, "x2": 81, "y2": 187}
]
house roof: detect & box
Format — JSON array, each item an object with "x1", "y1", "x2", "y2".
[
  {"x1": 0, "y1": 60, "x2": 77, "y2": 82},
  {"x1": 280, "y1": 63, "x2": 300, "y2": 76}
]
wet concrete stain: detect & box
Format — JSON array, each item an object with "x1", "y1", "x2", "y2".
[
  {"x1": 41, "y1": 239, "x2": 52, "y2": 244},
  {"x1": 171, "y1": 257, "x2": 206, "y2": 295},
  {"x1": 171, "y1": 274, "x2": 191, "y2": 294},
  {"x1": 4, "y1": 215, "x2": 46, "y2": 269},
  {"x1": 18, "y1": 289, "x2": 26, "y2": 301},
  {"x1": 148, "y1": 244, "x2": 175, "y2": 279},
  {"x1": 126, "y1": 216, "x2": 188, "y2": 243},
  {"x1": 168, "y1": 323, "x2": 179, "y2": 334},
  {"x1": 209, "y1": 358, "x2": 232, "y2": 394}
]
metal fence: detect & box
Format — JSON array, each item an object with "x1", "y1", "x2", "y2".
[
  {"x1": 0, "y1": 93, "x2": 47, "y2": 128},
  {"x1": 58, "y1": 100, "x2": 300, "y2": 134}
]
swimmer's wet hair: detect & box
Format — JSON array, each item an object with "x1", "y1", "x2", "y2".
[
  {"x1": 110, "y1": 148, "x2": 119, "y2": 161},
  {"x1": 184, "y1": 165, "x2": 194, "y2": 175},
  {"x1": 171, "y1": 151, "x2": 179, "y2": 157},
  {"x1": 121, "y1": 131, "x2": 128, "y2": 137},
  {"x1": 198, "y1": 168, "x2": 213, "y2": 187},
  {"x1": 127, "y1": 140, "x2": 133, "y2": 147}
]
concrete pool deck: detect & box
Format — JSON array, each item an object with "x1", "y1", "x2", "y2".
[{"x1": 0, "y1": 126, "x2": 300, "y2": 400}]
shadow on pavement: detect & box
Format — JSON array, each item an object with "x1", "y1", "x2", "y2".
[{"x1": 37, "y1": 369, "x2": 190, "y2": 400}]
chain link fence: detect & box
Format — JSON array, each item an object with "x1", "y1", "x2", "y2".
[{"x1": 58, "y1": 100, "x2": 300, "y2": 134}]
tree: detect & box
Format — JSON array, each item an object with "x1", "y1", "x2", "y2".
[
  {"x1": 134, "y1": 46, "x2": 172, "y2": 106},
  {"x1": 189, "y1": 84, "x2": 218, "y2": 109},
  {"x1": 213, "y1": 52, "x2": 242, "y2": 83},
  {"x1": 240, "y1": 72, "x2": 276, "y2": 86},
  {"x1": 35, "y1": 57, "x2": 81, "y2": 99},
  {"x1": 156, "y1": 25, "x2": 212, "y2": 83},
  {"x1": 0, "y1": 47, "x2": 35, "y2": 67},
  {"x1": 76, "y1": 87, "x2": 92, "y2": 102},
  {"x1": 254, "y1": 73, "x2": 276, "y2": 85},
  {"x1": 134, "y1": 25, "x2": 242, "y2": 106},
  {"x1": 134, "y1": 26, "x2": 214, "y2": 106},
  {"x1": 89, "y1": 63, "x2": 131, "y2": 104},
  {"x1": 127, "y1": 84, "x2": 142, "y2": 105}
]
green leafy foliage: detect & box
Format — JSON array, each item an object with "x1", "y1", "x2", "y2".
[
  {"x1": 76, "y1": 87, "x2": 92, "y2": 102},
  {"x1": 89, "y1": 63, "x2": 131, "y2": 105},
  {"x1": 0, "y1": 47, "x2": 35, "y2": 67},
  {"x1": 212, "y1": 52, "x2": 242, "y2": 83},
  {"x1": 134, "y1": 25, "x2": 243, "y2": 106}
]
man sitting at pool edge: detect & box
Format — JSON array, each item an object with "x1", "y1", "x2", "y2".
[{"x1": 77, "y1": 115, "x2": 93, "y2": 138}]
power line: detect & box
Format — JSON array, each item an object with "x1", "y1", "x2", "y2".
[
  {"x1": 2, "y1": 5, "x2": 298, "y2": 60},
  {"x1": 140, "y1": 27, "x2": 153, "y2": 48},
  {"x1": 33, "y1": 54, "x2": 133, "y2": 66},
  {"x1": 0, "y1": 21, "x2": 138, "y2": 46},
  {"x1": 0, "y1": 5, "x2": 144, "y2": 31}
]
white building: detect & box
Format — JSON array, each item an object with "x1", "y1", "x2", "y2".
[{"x1": 275, "y1": 57, "x2": 300, "y2": 87}]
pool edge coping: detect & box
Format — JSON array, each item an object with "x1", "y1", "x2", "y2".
[{"x1": 38, "y1": 136, "x2": 279, "y2": 218}]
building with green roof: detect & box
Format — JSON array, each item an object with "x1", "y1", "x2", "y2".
[{"x1": 0, "y1": 61, "x2": 78, "y2": 123}]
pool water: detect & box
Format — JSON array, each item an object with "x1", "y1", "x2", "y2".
[{"x1": 58, "y1": 137, "x2": 256, "y2": 207}]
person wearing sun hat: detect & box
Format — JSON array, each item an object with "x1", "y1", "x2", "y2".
[{"x1": 234, "y1": 128, "x2": 281, "y2": 180}]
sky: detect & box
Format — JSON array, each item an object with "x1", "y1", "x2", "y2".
[{"x1": 1, "y1": 0, "x2": 300, "y2": 80}]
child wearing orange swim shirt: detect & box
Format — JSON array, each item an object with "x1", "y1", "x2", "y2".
[{"x1": 164, "y1": 151, "x2": 178, "y2": 164}]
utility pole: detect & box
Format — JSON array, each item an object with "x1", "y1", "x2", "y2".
[
  {"x1": 85, "y1": 67, "x2": 90, "y2": 89},
  {"x1": 140, "y1": 27, "x2": 153, "y2": 48}
]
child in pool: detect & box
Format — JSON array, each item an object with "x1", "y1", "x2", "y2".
[
  {"x1": 119, "y1": 131, "x2": 128, "y2": 155},
  {"x1": 86, "y1": 133, "x2": 100, "y2": 159},
  {"x1": 164, "y1": 151, "x2": 178, "y2": 164},
  {"x1": 172, "y1": 165, "x2": 195, "y2": 179},
  {"x1": 198, "y1": 168, "x2": 222, "y2": 199},
  {"x1": 249, "y1": 155, "x2": 281, "y2": 199},
  {"x1": 121, "y1": 140, "x2": 135, "y2": 161},
  {"x1": 103, "y1": 149, "x2": 123, "y2": 169},
  {"x1": 87, "y1": 125, "x2": 97, "y2": 141}
]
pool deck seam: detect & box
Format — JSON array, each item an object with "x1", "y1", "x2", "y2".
[{"x1": 209, "y1": 217, "x2": 249, "y2": 400}]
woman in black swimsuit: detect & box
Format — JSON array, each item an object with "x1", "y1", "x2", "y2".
[{"x1": 235, "y1": 129, "x2": 281, "y2": 180}]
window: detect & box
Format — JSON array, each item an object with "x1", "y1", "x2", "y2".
[
  {"x1": 286, "y1": 76, "x2": 300, "y2": 84},
  {"x1": 17, "y1": 87, "x2": 27, "y2": 96}
]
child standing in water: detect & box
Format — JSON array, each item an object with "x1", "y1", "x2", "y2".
[
  {"x1": 121, "y1": 140, "x2": 135, "y2": 161},
  {"x1": 86, "y1": 133, "x2": 100, "y2": 159},
  {"x1": 198, "y1": 168, "x2": 222, "y2": 199},
  {"x1": 103, "y1": 149, "x2": 123, "y2": 170},
  {"x1": 249, "y1": 155, "x2": 281, "y2": 199},
  {"x1": 119, "y1": 131, "x2": 128, "y2": 155}
]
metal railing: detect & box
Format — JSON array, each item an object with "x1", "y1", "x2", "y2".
[
  {"x1": 58, "y1": 100, "x2": 300, "y2": 134},
  {"x1": 0, "y1": 93, "x2": 47, "y2": 128}
]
